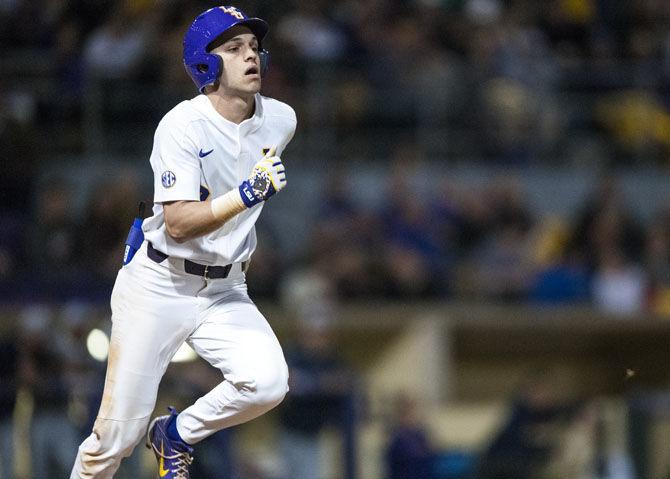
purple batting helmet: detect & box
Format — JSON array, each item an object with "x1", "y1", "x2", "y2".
[{"x1": 183, "y1": 6, "x2": 270, "y2": 93}]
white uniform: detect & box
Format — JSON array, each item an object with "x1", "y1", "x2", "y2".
[{"x1": 71, "y1": 93, "x2": 297, "y2": 479}]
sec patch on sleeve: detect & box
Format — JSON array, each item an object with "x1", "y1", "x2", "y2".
[{"x1": 161, "y1": 171, "x2": 176, "y2": 188}]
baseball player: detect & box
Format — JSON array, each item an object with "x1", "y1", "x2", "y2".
[{"x1": 70, "y1": 6, "x2": 296, "y2": 478}]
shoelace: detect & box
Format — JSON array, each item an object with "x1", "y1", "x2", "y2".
[
  {"x1": 168, "y1": 452, "x2": 194, "y2": 478},
  {"x1": 151, "y1": 442, "x2": 194, "y2": 478}
]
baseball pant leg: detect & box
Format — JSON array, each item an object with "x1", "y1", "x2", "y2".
[
  {"x1": 70, "y1": 248, "x2": 200, "y2": 479},
  {"x1": 176, "y1": 288, "x2": 289, "y2": 444}
]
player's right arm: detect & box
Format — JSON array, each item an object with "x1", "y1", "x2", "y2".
[
  {"x1": 164, "y1": 146, "x2": 286, "y2": 243},
  {"x1": 163, "y1": 199, "x2": 231, "y2": 242}
]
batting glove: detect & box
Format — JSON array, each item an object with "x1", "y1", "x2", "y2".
[{"x1": 239, "y1": 146, "x2": 287, "y2": 207}]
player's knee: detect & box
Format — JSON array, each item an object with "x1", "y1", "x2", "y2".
[
  {"x1": 81, "y1": 416, "x2": 149, "y2": 466},
  {"x1": 252, "y1": 354, "x2": 289, "y2": 409}
]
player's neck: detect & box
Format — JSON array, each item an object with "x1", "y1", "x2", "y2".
[{"x1": 206, "y1": 92, "x2": 255, "y2": 124}]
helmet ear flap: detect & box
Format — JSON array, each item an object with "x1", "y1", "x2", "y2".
[
  {"x1": 259, "y1": 49, "x2": 270, "y2": 77},
  {"x1": 190, "y1": 52, "x2": 223, "y2": 93},
  {"x1": 214, "y1": 53, "x2": 223, "y2": 80}
]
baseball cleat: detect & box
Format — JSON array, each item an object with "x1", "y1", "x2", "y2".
[{"x1": 146, "y1": 407, "x2": 194, "y2": 479}]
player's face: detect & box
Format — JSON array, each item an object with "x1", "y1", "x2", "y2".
[{"x1": 211, "y1": 26, "x2": 262, "y2": 96}]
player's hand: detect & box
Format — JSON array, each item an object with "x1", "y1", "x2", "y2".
[{"x1": 239, "y1": 146, "x2": 287, "y2": 207}]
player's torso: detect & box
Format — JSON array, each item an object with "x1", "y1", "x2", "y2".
[
  {"x1": 143, "y1": 94, "x2": 295, "y2": 264},
  {"x1": 187, "y1": 96, "x2": 287, "y2": 240},
  {"x1": 191, "y1": 118, "x2": 278, "y2": 203}
]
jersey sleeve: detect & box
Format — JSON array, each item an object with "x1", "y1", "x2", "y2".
[
  {"x1": 150, "y1": 119, "x2": 201, "y2": 203},
  {"x1": 277, "y1": 105, "x2": 297, "y2": 156}
]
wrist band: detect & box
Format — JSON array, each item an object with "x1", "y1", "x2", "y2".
[{"x1": 210, "y1": 189, "x2": 247, "y2": 221}]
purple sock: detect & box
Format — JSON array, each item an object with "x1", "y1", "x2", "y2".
[{"x1": 167, "y1": 414, "x2": 188, "y2": 444}]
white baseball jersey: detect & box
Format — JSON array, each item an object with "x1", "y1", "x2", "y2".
[{"x1": 142, "y1": 93, "x2": 296, "y2": 265}]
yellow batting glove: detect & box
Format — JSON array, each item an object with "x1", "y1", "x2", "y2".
[{"x1": 239, "y1": 146, "x2": 287, "y2": 207}]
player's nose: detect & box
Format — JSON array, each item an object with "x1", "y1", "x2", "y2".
[{"x1": 244, "y1": 46, "x2": 259, "y2": 62}]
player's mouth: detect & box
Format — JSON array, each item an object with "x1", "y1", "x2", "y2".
[{"x1": 245, "y1": 66, "x2": 259, "y2": 77}]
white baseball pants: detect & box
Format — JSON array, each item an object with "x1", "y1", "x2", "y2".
[{"x1": 70, "y1": 243, "x2": 289, "y2": 479}]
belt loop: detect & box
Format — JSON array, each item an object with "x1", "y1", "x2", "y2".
[{"x1": 203, "y1": 265, "x2": 209, "y2": 279}]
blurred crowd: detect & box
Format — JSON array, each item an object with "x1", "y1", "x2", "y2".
[
  {"x1": 1, "y1": 0, "x2": 670, "y2": 162},
  {"x1": 0, "y1": 270, "x2": 632, "y2": 479},
  {"x1": 297, "y1": 150, "x2": 670, "y2": 318},
  {"x1": 0, "y1": 0, "x2": 669, "y2": 304},
  {"x1": 0, "y1": 297, "x2": 359, "y2": 478},
  {"x1": 3, "y1": 152, "x2": 670, "y2": 318},
  {"x1": 0, "y1": 299, "x2": 641, "y2": 479},
  {"x1": 0, "y1": 0, "x2": 669, "y2": 314}
]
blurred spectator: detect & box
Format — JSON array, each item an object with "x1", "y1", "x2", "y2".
[
  {"x1": 82, "y1": 1, "x2": 154, "y2": 80},
  {"x1": 24, "y1": 176, "x2": 82, "y2": 300},
  {"x1": 646, "y1": 204, "x2": 670, "y2": 315},
  {"x1": 50, "y1": 19, "x2": 85, "y2": 124},
  {"x1": 276, "y1": 0, "x2": 349, "y2": 64},
  {"x1": 17, "y1": 304, "x2": 80, "y2": 478},
  {"x1": 487, "y1": 176, "x2": 535, "y2": 236},
  {"x1": 472, "y1": 7, "x2": 561, "y2": 164},
  {"x1": 385, "y1": 393, "x2": 436, "y2": 479},
  {"x1": 0, "y1": 213, "x2": 26, "y2": 299},
  {"x1": 79, "y1": 169, "x2": 142, "y2": 287},
  {"x1": 529, "y1": 219, "x2": 591, "y2": 304},
  {"x1": 463, "y1": 177, "x2": 536, "y2": 301},
  {"x1": 0, "y1": 81, "x2": 38, "y2": 297},
  {"x1": 570, "y1": 176, "x2": 646, "y2": 272},
  {"x1": 278, "y1": 272, "x2": 357, "y2": 479},
  {"x1": 478, "y1": 78, "x2": 536, "y2": 164},
  {"x1": 277, "y1": 315, "x2": 356, "y2": 479},
  {"x1": 595, "y1": 90, "x2": 670, "y2": 165},
  {"x1": 150, "y1": 5, "x2": 200, "y2": 104},
  {"x1": 0, "y1": 327, "x2": 18, "y2": 479},
  {"x1": 305, "y1": 169, "x2": 382, "y2": 298},
  {"x1": 246, "y1": 223, "x2": 286, "y2": 299},
  {"x1": 378, "y1": 145, "x2": 444, "y2": 297},
  {"x1": 568, "y1": 177, "x2": 649, "y2": 313},
  {"x1": 591, "y1": 245, "x2": 648, "y2": 315},
  {"x1": 474, "y1": 371, "x2": 582, "y2": 479},
  {"x1": 57, "y1": 301, "x2": 107, "y2": 433},
  {"x1": 364, "y1": 12, "x2": 455, "y2": 128},
  {"x1": 468, "y1": 223, "x2": 534, "y2": 301},
  {"x1": 0, "y1": 81, "x2": 39, "y2": 215},
  {"x1": 540, "y1": 0, "x2": 597, "y2": 57}
]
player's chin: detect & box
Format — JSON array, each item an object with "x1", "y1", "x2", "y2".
[
  {"x1": 246, "y1": 76, "x2": 262, "y2": 88},
  {"x1": 238, "y1": 77, "x2": 261, "y2": 94}
]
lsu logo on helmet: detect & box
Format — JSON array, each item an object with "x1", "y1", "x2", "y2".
[{"x1": 220, "y1": 6, "x2": 244, "y2": 20}]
